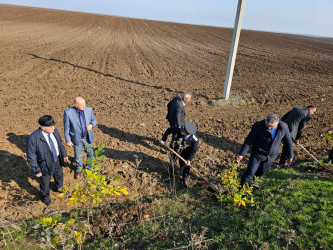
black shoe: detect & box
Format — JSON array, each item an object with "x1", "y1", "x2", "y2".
[
  {"x1": 183, "y1": 177, "x2": 189, "y2": 188},
  {"x1": 42, "y1": 197, "x2": 51, "y2": 206},
  {"x1": 163, "y1": 176, "x2": 171, "y2": 183},
  {"x1": 279, "y1": 162, "x2": 289, "y2": 168},
  {"x1": 325, "y1": 158, "x2": 332, "y2": 164},
  {"x1": 74, "y1": 172, "x2": 81, "y2": 179}
]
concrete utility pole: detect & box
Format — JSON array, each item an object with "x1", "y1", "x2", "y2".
[{"x1": 223, "y1": 0, "x2": 246, "y2": 100}]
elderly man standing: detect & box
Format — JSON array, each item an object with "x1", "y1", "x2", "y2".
[
  {"x1": 237, "y1": 114, "x2": 293, "y2": 187},
  {"x1": 166, "y1": 92, "x2": 191, "y2": 127},
  {"x1": 64, "y1": 97, "x2": 97, "y2": 179},
  {"x1": 27, "y1": 115, "x2": 68, "y2": 205},
  {"x1": 279, "y1": 105, "x2": 317, "y2": 165}
]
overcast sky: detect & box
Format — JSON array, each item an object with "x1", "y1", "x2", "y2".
[{"x1": 1, "y1": 0, "x2": 332, "y2": 38}]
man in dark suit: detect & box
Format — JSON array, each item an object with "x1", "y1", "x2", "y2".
[
  {"x1": 27, "y1": 115, "x2": 68, "y2": 205},
  {"x1": 64, "y1": 97, "x2": 97, "y2": 179},
  {"x1": 279, "y1": 105, "x2": 316, "y2": 165},
  {"x1": 237, "y1": 114, "x2": 293, "y2": 187},
  {"x1": 166, "y1": 92, "x2": 191, "y2": 127},
  {"x1": 160, "y1": 121, "x2": 199, "y2": 188}
]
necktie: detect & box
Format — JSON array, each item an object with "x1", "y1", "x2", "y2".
[
  {"x1": 48, "y1": 134, "x2": 58, "y2": 162},
  {"x1": 79, "y1": 111, "x2": 87, "y2": 137}
]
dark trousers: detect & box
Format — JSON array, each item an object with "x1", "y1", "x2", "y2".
[
  {"x1": 329, "y1": 148, "x2": 333, "y2": 159},
  {"x1": 240, "y1": 154, "x2": 272, "y2": 187},
  {"x1": 280, "y1": 143, "x2": 290, "y2": 164},
  {"x1": 39, "y1": 158, "x2": 63, "y2": 198}
]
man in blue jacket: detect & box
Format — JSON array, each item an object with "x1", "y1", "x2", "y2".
[
  {"x1": 64, "y1": 97, "x2": 97, "y2": 179},
  {"x1": 159, "y1": 121, "x2": 199, "y2": 188},
  {"x1": 27, "y1": 115, "x2": 68, "y2": 205},
  {"x1": 237, "y1": 114, "x2": 293, "y2": 187}
]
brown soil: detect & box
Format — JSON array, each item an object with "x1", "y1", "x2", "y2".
[{"x1": 0, "y1": 4, "x2": 332, "y2": 225}]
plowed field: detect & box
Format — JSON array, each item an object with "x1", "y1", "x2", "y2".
[{"x1": 0, "y1": 4, "x2": 332, "y2": 224}]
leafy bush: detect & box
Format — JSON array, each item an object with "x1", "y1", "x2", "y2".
[
  {"x1": 60, "y1": 144, "x2": 128, "y2": 206},
  {"x1": 217, "y1": 161, "x2": 256, "y2": 207}
]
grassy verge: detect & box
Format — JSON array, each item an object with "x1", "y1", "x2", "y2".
[{"x1": 1, "y1": 166, "x2": 332, "y2": 249}]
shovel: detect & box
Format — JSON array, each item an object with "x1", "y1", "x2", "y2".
[
  {"x1": 297, "y1": 143, "x2": 324, "y2": 167},
  {"x1": 163, "y1": 144, "x2": 220, "y2": 193}
]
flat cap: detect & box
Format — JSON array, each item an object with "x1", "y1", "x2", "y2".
[
  {"x1": 184, "y1": 121, "x2": 196, "y2": 135},
  {"x1": 38, "y1": 115, "x2": 56, "y2": 127}
]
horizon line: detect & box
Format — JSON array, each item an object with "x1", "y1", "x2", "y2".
[{"x1": 1, "y1": 3, "x2": 333, "y2": 40}]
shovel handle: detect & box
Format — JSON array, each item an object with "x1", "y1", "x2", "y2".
[
  {"x1": 162, "y1": 144, "x2": 220, "y2": 193},
  {"x1": 297, "y1": 143, "x2": 324, "y2": 167},
  {"x1": 164, "y1": 144, "x2": 187, "y2": 164}
]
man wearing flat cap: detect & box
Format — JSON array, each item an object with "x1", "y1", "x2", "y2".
[
  {"x1": 27, "y1": 115, "x2": 68, "y2": 205},
  {"x1": 159, "y1": 121, "x2": 199, "y2": 188}
]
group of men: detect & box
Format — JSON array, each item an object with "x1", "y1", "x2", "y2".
[
  {"x1": 27, "y1": 92, "x2": 324, "y2": 205},
  {"x1": 160, "y1": 93, "x2": 319, "y2": 188},
  {"x1": 160, "y1": 92, "x2": 197, "y2": 188},
  {"x1": 27, "y1": 97, "x2": 97, "y2": 205}
]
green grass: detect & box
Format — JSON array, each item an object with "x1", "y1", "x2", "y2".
[
  {"x1": 1, "y1": 167, "x2": 332, "y2": 249},
  {"x1": 109, "y1": 168, "x2": 333, "y2": 249}
]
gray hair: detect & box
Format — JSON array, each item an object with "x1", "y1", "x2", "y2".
[
  {"x1": 265, "y1": 114, "x2": 279, "y2": 125},
  {"x1": 181, "y1": 92, "x2": 191, "y2": 99}
]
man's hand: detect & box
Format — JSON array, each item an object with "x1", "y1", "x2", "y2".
[
  {"x1": 86, "y1": 124, "x2": 93, "y2": 131},
  {"x1": 286, "y1": 158, "x2": 293, "y2": 164},
  {"x1": 159, "y1": 140, "x2": 165, "y2": 145},
  {"x1": 185, "y1": 160, "x2": 191, "y2": 166},
  {"x1": 236, "y1": 155, "x2": 243, "y2": 163},
  {"x1": 64, "y1": 157, "x2": 69, "y2": 163},
  {"x1": 295, "y1": 139, "x2": 300, "y2": 145},
  {"x1": 35, "y1": 172, "x2": 42, "y2": 178},
  {"x1": 67, "y1": 141, "x2": 74, "y2": 147}
]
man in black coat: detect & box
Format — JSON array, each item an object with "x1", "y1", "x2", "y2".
[
  {"x1": 27, "y1": 115, "x2": 68, "y2": 205},
  {"x1": 237, "y1": 114, "x2": 293, "y2": 187},
  {"x1": 159, "y1": 121, "x2": 199, "y2": 188},
  {"x1": 279, "y1": 105, "x2": 316, "y2": 165},
  {"x1": 166, "y1": 92, "x2": 191, "y2": 127}
]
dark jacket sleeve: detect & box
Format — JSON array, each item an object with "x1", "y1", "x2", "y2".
[
  {"x1": 282, "y1": 127, "x2": 294, "y2": 159},
  {"x1": 54, "y1": 128, "x2": 67, "y2": 158},
  {"x1": 174, "y1": 101, "x2": 184, "y2": 126},
  {"x1": 238, "y1": 122, "x2": 259, "y2": 156},
  {"x1": 295, "y1": 116, "x2": 310, "y2": 140},
  {"x1": 26, "y1": 133, "x2": 41, "y2": 175},
  {"x1": 187, "y1": 139, "x2": 199, "y2": 161}
]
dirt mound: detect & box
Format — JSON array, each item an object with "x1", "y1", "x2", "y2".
[{"x1": 0, "y1": 4, "x2": 332, "y2": 224}]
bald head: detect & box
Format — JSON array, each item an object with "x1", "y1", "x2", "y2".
[{"x1": 74, "y1": 96, "x2": 86, "y2": 111}]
